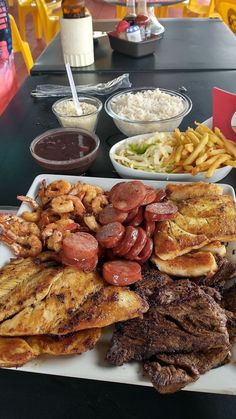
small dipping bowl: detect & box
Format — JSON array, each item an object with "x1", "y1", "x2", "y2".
[
  {"x1": 52, "y1": 96, "x2": 103, "y2": 132},
  {"x1": 30, "y1": 128, "x2": 100, "y2": 174}
]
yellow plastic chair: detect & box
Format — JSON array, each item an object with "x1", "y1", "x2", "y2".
[
  {"x1": 215, "y1": 0, "x2": 236, "y2": 33},
  {"x1": 7, "y1": 0, "x2": 14, "y2": 7},
  {"x1": 18, "y1": 0, "x2": 42, "y2": 41},
  {"x1": 116, "y1": 5, "x2": 126, "y2": 18},
  {"x1": 9, "y1": 14, "x2": 34, "y2": 73},
  {"x1": 183, "y1": 0, "x2": 220, "y2": 17},
  {"x1": 35, "y1": 0, "x2": 60, "y2": 44}
]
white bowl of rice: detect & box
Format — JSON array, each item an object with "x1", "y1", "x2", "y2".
[{"x1": 105, "y1": 87, "x2": 192, "y2": 136}]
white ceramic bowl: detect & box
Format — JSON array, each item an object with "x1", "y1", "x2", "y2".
[
  {"x1": 105, "y1": 87, "x2": 192, "y2": 136},
  {"x1": 109, "y1": 131, "x2": 232, "y2": 183}
]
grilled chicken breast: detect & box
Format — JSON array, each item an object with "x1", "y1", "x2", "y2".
[
  {"x1": 0, "y1": 267, "x2": 148, "y2": 336},
  {"x1": 0, "y1": 329, "x2": 101, "y2": 367}
]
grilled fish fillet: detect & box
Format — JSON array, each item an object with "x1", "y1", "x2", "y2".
[
  {"x1": 0, "y1": 267, "x2": 148, "y2": 336},
  {"x1": 151, "y1": 251, "x2": 218, "y2": 277},
  {"x1": 0, "y1": 329, "x2": 101, "y2": 367},
  {"x1": 0, "y1": 259, "x2": 62, "y2": 323},
  {"x1": 166, "y1": 182, "x2": 223, "y2": 201}
]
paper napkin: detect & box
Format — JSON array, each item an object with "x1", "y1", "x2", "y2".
[{"x1": 212, "y1": 87, "x2": 236, "y2": 142}]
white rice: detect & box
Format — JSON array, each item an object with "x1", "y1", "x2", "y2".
[{"x1": 111, "y1": 89, "x2": 185, "y2": 121}]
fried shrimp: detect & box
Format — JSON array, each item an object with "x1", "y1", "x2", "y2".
[
  {"x1": 0, "y1": 215, "x2": 40, "y2": 238},
  {"x1": 51, "y1": 195, "x2": 85, "y2": 216},
  {"x1": 69, "y1": 183, "x2": 108, "y2": 214},
  {"x1": 41, "y1": 219, "x2": 79, "y2": 252},
  {"x1": 21, "y1": 208, "x2": 42, "y2": 223},
  {"x1": 0, "y1": 234, "x2": 42, "y2": 257},
  {"x1": 37, "y1": 180, "x2": 72, "y2": 206},
  {"x1": 17, "y1": 195, "x2": 39, "y2": 210}
]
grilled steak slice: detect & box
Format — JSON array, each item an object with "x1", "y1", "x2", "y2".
[
  {"x1": 221, "y1": 283, "x2": 236, "y2": 342},
  {"x1": 106, "y1": 280, "x2": 229, "y2": 366},
  {"x1": 190, "y1": 257, "x2": 236, "y2": 290},
  {"x1": 134, "y1": 265, "x2": 172, "y2": 301},
  {"x1": 143, "y1": 348, "x2": 230, "y2": 394}
]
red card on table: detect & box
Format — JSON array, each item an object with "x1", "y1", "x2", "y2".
[{"x1": 212, "y1": 87, "x2": 236, "y2": 142}]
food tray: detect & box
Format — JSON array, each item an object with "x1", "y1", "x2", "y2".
[
  {"x1": 107, "y1": 32, "x2": 163, "y2": 58},
  {"x1": 1, "y1": 174, "x2": 236, "y2": 395}
]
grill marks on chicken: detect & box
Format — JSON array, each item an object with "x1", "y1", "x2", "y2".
[{"x1": 106, "y1": 274, "x2": 231, "y2": 393}]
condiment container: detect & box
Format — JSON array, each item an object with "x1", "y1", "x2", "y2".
[
  {"x1": 126, "y1": 25, "x2": 142, "y2": 42},
  {"x1": 30, "y1": 128, "x2": 100, "y2": 174},
  {"x1": 52, "y1": 96, "x2": 103, "y2": 132},
  {"x1": 116, "y1": 20, "x2": 129, "y2": 40},
  {"x1": 60, "y1": 0, "x2": 94, "y2": 67},
  {"x1": 123, "y1": 0, "x2": 136, "y2": 25}
]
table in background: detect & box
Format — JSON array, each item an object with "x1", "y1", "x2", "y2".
[
  {"x1": 31, "y1": 19, "x2": 236, "y2": 75},
  {"x1": 103, "y1": 0, "x2": 185, "y2": 18}
]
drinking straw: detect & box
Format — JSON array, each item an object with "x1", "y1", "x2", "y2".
[{"x1": 65, "y1": 62, "x2": 82, "y2": 115}]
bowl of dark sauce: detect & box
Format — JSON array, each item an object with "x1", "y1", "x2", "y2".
[{"x1": 30, "y1": 128, "x2": 100, "y2": 174}]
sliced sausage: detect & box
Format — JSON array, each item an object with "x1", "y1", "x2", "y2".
[
  {"x1": 141, "y1": 186, "x2": 158, "y2": 206},
  {"x1": 143, "y1": 220, "x2": 156, "y2": 237},
  {"x1": 110, "y1": 181, "x2": 147, "y2": 212},
  {"x1": 113, "y1": 226, "x2": 139, "y2": 257},
  {"x1": 102, "y1": 260, "x2": 142, "y2": 286},
  {"x1": 129, "y1": 207, "x2": 143, "y2": 227},
  {"x1": 135, "y1": 237, "x2": 153, "y2": 265},
  {"x1": 125, "y1": 207, "x2": 139, "y2": 224},
  {"x1": 125, "y1": 227, "x2": 147, "y2": 260},
  {"x1": 144, "y1": 201, "x2": 178, "y2": 222},
  {"x1": 61, "y1": 253, "x2": 98, "y2": 272},
  {"x1": 96, "y1": 222, "x2": 125, "y2": 248},
  {"x1": 62, "y1": 232, "x2": 98, "y2": 261},
  {"x1": 99, "y1": 204, "x2": 128, "y2": 225},
  {"x1": 108, "y1": 182, "x2": 126, "y2": 202},
  {"x1": 155, "y1": 189, "x2": 167, "y2": 202}
]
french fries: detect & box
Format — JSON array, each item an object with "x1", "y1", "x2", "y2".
[{"x1": 170, "y1": 123, "x2": 236, "y2": 178}]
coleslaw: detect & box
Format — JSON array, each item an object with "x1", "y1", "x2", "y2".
[{"x1": 113, "y1": 133, "x2": 177, "y2": 173}]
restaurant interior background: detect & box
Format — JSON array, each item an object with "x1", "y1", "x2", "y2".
[{"x1": 9, "y1": 0, "x2": 206, "y2": 88}]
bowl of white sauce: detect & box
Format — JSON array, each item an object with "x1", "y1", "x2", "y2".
[{"x1": 52, "y1": 95, "x2": 103, "y2": 132}]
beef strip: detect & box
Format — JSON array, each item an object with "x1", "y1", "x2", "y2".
[
  {"x1": 106, "y1": 280, "x2": 229, "y2": 367},
  {"x1": 191, "y1": 257, "x2": 236, "y2": 290},
  {"x1": 143, "y1": 348, "x2": 231, "y2": 394},
  {"x1": 106, "y1": 277, "x2": 230, "y2": 393},
  {"x1": 221, "y1": 283, "x2": 236, "y2": 342}
]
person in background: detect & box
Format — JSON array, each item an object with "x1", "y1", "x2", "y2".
[{"x1": 0, "y1": 0, "x2": 17, "y2": 115}]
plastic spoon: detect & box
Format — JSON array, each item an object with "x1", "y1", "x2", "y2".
[{"x1": 65, "y1": 62, "x2": 82, "y2": 116}]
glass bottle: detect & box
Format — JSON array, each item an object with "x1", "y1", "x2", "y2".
[
  {"x1": 135, "y1": 0, "x2": 150, "y2": 40},
  {"x1": 123, "y1": 0, "x2": 136, "y2": 25},
  {"x1": 61, "y1": 0, "x2": 86, "y2": 19}
]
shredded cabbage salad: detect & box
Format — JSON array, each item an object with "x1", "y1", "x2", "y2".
[{"x1": 113, "y1": 133, "x2": 177, "y2": 173}]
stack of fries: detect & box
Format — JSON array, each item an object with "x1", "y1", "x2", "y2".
[{"x1": 168, "y1": 123, "x2": 236, "y2": 178}]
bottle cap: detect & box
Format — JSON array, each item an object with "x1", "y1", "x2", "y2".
[{"x1": 116, "y1": 20, "x2": 130, "y2": 33}]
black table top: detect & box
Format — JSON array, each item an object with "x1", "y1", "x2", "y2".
[
  {"x1": 0, "y1": 70, "x2": 236, "y2": 419},
  {"x1": 31, "y1": 19, "x2": 236, "y2": 75}
]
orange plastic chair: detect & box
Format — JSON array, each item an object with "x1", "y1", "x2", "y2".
[
  {"x1": 35, "y1": 0, "x2": 61, "y2": 44},
  {"x1": 183, "y1": 0, "x2": 220, "y2": 17},
  {"x1": 215, "y1": 0, "x2": 236, "y2": 33},
  {"x1": 116, "y1": 5, "x2": 126, "y2": 18},
  {"x1": 7, "y1": 0, "x2": 14, "y2": 7},
  {"x1": 9, "y1": 14, "x2": 34, "y2": 73}
]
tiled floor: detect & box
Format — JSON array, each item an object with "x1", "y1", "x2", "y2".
[{"x1": 9, "y1": 1, "x2": 182, "y2": 88}]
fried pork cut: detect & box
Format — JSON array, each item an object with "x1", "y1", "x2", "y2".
[
  {"x1": 0, "y1": 329, "x2": 101, "y2": 368},
  {"x1": 0, "y1": 258, "x2": 62, "y2": 323},
  {"x1": 166, "y1": 182, "x2": 223, "y2": 201},
  {"x1": 0, "y1": 267, "x2": 148, "y2": 336}
]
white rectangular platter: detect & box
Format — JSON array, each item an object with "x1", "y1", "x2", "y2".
[{"x1": 1, "y1": 174, "x2": 236, "y2": 395}]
